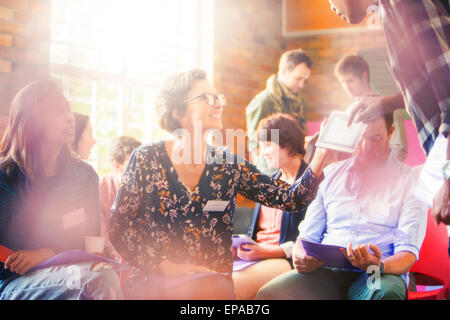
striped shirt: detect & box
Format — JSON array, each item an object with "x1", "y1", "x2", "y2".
[
  {"x1": 379, "y1": 0, "x2": 450, "y2": 155},
  {"x1": 0, "y1": 159, "x2": 101, "y2": 279}
]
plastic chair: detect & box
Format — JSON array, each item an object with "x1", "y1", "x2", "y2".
[
  {"x1": 0, "y1": 245, "x2": 14, "y2": 263},
  {"x1": 408, "y1": 210, "x2": 450, "y2": 300}
]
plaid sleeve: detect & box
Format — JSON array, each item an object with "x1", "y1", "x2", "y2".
[{"x1": 392, "y1": 0, "x2": 450, "y2": 134}]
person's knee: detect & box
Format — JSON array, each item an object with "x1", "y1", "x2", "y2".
[
  {"x1": 255, "y1": 283, "x2": 278, "y2": 300},
  {"x1": 255, "y1": 271, "x2": 298, "y2": 300},
  {"x1": 210, "y1": 276, "x2": 235, "y2": 300},
  {"x1": 82, "y1": 266, "x2": 124, "y2": 300},
  {"x1": 222, "y1": 281, "x2": 236, "y2": 300},
  {"x1": 186, "y1": 276, "x2": 235, "y2": 300},
  {"x1": 369, "y1": 276, "x2": 406, "y2": 300}
]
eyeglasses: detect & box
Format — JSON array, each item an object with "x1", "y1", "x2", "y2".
[{"x1": 185, "y1": 93, "x2": 226, "y2": 106}]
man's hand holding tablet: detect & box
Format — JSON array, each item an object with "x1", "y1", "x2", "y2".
[{"x1": 292, "y1": 240, "x2": 323, "y2": 273}]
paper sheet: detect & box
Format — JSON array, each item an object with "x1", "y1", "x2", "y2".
[
  {"x1": 300, "y1": 239, "x2": 359, "y2": 271},
  {"x1": 28, "y1": 249, "x2": 131, "y2": 272},
  {"x1": 232, "y1": 234, "x2": 257, "y2": 249},
  {"x1": 300, "y1": 229, "x2": 409, "y2": 271},
  {"x1": 232, "y1": 259, "x2": 262, "y2": 272}
]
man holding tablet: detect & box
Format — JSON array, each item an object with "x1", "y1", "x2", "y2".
[
  {"x1": 256, "y1": 114, "x2": 427, "y2": 300},
  {"x1": 325, "y1": 0, "x2": 450, "y2": 226}
]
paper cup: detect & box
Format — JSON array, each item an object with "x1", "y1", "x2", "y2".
[{"x1": 84, "y1": 236, "x2": 106, "y2": 254}]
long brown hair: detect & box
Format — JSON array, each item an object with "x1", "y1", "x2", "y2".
[{"x1": 0, "y1": 79, "x2": 72, "y2": 183}]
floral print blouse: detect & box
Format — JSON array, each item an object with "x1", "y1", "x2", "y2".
[{"x1": 109, "y1": 141, "x2": 322, "y2": 275}]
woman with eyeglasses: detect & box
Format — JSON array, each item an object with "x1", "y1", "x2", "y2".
[{"x1": 109, "y1": 69, "x2": 336, "y2": 300}]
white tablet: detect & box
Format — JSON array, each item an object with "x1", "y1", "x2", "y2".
[{"x1": 315, "y1": 111, "x2": 367, "y2": 153}]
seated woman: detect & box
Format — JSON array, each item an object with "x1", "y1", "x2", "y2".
[
  {"x1": 0, "y1": 80, "x2": 123, "y2": 300},
  {"x1": 99, "y1": 136, "x2": 142, "y2": 237},
  {"x1": 71, "y1": 112, "x2": 96, "y2": 161},
  {"x1": 233, "y1": 113, "x2": 314, "y2": 300},
  {"x1": 109, "y1": 69, "x2": 336, "y2": 300}
]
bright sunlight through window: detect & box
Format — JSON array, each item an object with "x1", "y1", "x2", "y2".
[{"x1": 50, "y1": 0, "x2": 214, "y2": 176}]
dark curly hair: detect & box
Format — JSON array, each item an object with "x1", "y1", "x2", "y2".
[{"x1": 155, "y1": 69, "x2": 207, "y2": 132}]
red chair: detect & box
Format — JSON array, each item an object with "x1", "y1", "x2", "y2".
[
  {"x1": 0, "y1": 245, "x2": 14, "y2": 263},
  {"x1": 408, "y1": 211, "x2": 450, "y2": 300}
]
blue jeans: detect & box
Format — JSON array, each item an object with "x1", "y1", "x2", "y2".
[{"x1": 0, "y1": 261, "x2": 123, "y2": 300}]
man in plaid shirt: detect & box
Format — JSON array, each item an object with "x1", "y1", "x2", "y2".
[{"x1": 326, "y1": 0, "x2": 450, "y2": 225}]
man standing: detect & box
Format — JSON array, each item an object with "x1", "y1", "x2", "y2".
[
  {"x1": 327, "y1": 0, "x2": 450, "y2": 225},
  {"x1": 256, "y1": 114, "x2": 427, "y2": 300},
  {"x1": 335, "y1": 54, "x2": 408, "y2": 161},
  {"x1": 246, "y1": 49, "x2": 312, "y2": 174}
]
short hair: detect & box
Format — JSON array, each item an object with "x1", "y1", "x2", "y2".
[
  {"x1": 334, "y1": 54, "x2": 370, "y2": 80},
  {"x1": 279, "y1": 49, "x2": 312, "y2": 74},
  {"x1": 155, "y1": 69, "x2": 207, "y2": 132},
  {"x1": 256, "y1": 113, "x2": 306, "y2": 157},
  {"x1": 72, "y1": 112, "x2": 90, "y2": 153},
  {"x1": 110, "y1": 136, "x2": 142, "y2": 165}
]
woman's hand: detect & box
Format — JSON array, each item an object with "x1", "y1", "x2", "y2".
[
  {"x1": 309, "y1": 118, "x2": 339, "y2": 176},
  {"x1": 157, "y1": 259, "x2": 215, "y2": 277},
  {"x1": 4, "y1": 248, "x2": 55, "y2": 275},
  {"x1": 237, "y1": 243, "x2": 285, "y2": 261}
]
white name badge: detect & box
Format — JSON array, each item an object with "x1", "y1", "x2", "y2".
[
  {"x1": 203, "y1": 200, "x2": 230, "y2": 212},
  {"x1": 62, "y1": 207, "x2": 86, "y2": 230}
]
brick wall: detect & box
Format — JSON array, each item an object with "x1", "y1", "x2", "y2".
[
  {"x1": 214, "y1": 0, "x2": 283, "y2": 133},
  {"x1": 213, "y1": 0, "x2": 283, "y2": 207},
  {"x1": 0, "y1": 0, "x2": 51, "y2": 119},
  {"x1": 284, "y1": 29, "x2": 387, "y2": 121}
]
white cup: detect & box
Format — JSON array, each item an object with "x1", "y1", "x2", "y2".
[{"x1": 84, "y1": 236, "x2": 106, "y2": 254}]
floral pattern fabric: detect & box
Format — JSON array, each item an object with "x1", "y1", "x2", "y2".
[{"x1": 109, "y1": 141, "x2": 321, "y2": 276}]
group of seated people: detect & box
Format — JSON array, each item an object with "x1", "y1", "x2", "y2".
[{"x1": 0, "y1": 66, "x2": 430, "y2": 300}]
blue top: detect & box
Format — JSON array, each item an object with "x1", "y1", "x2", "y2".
[
  {"x1": 0, "y1": 159, "x2": 101, "y2": 280},
  {"x1": 247, "y1": 160, "x2": 308, "y2": 245}
]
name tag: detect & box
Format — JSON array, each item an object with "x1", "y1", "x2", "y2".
[
  {"x1": 203, "y1": 200, "x2": 230, "y2": 213},
  {"x1": 62, "y1": 207, "x2": 86, "y2": 230}
]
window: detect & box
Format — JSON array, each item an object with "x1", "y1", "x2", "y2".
[{"x1": 50, "y1": 0, "x2": 214, "y2": 176}]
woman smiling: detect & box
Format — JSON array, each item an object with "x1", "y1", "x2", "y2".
[{"x1": 109, "y1": 69, "x2": 336, "y2": 299}]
